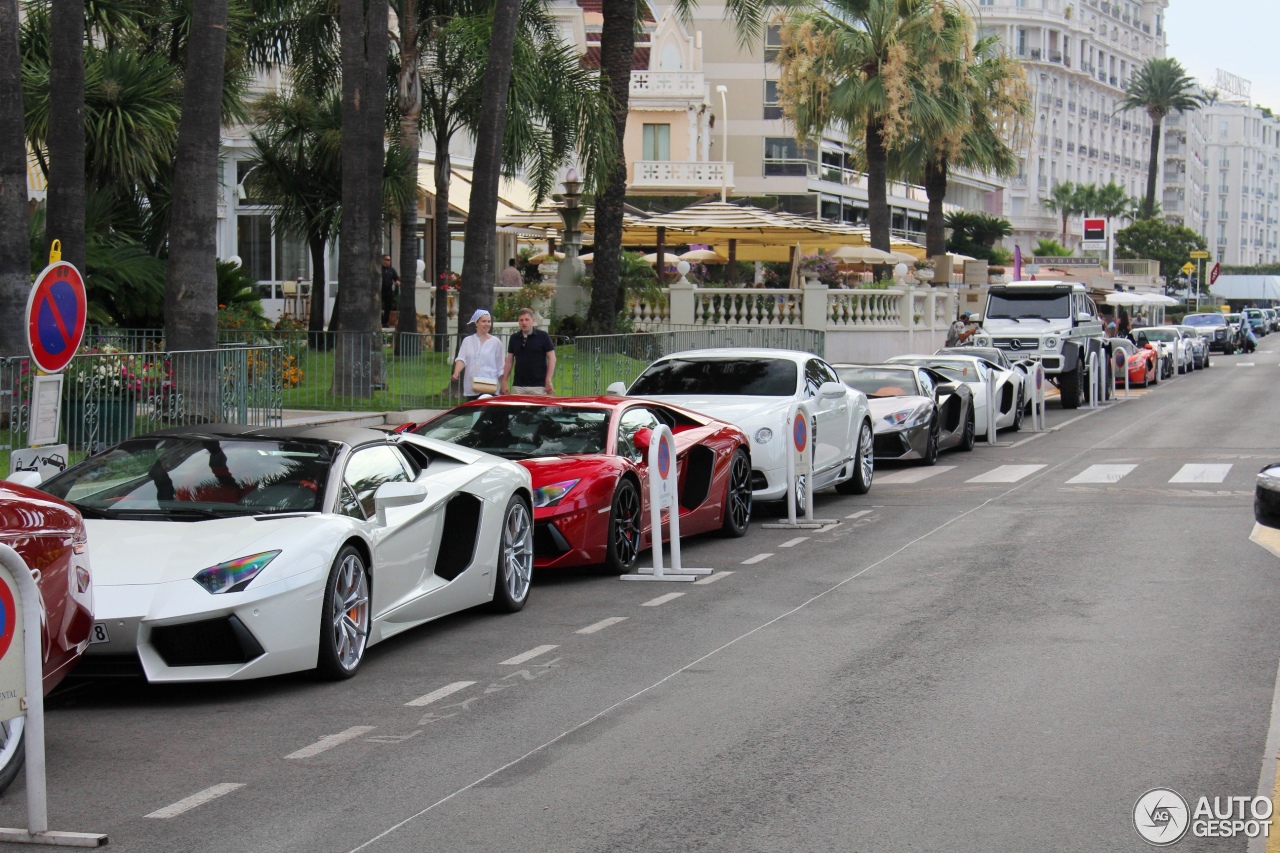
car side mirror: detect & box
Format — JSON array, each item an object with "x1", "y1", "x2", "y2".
[
  {"x1": 632, "y1": 427, "x2": 653, "y2": 456},
  {"x1": 605, "y1": 382, "x2": 627, "y2": 396},
  {"x1": 373, "y1": 481, "x2": 428, "y2": 525},
  {"x1": 1077, "y1": 312, "x2": 1094, "y2": 323},
  {"x1": 968, "y1": 314, "x2": 982, "y2": 324},
  {"x1": 818, "y1": 381, "x2": 846, "y2": 400},
  {"x1": 5, "y1": 471, "x2": 41, "y2": 488},
  {"x1": 935, "y1": 383, "x2": 957, "y2": 399}
]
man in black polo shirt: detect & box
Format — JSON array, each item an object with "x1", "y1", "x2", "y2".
[
  {"x1": 502, "y1": 308, "x2": 556, "y2": 395},
  {"x1": 380, "y1": 254, "x2": 399, "y2": 327}
]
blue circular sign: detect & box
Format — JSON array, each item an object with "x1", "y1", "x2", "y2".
[
  {"x1": 793, "y1": 414, "x2": 807, "y2": 452},
  {"x1": 657, "y1": 436, "x2": 671, "y2": 479},
  {"x1": 26, "y1": 262, "x2": 87, "y2": 373}
]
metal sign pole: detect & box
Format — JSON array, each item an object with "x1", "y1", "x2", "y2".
[
  {"x1": 0, "y1": 545, "x2": 105, "y2": 847},
  {"x1": 623, "y1": 425, "x2": 709, "y2": 580},
  {"x1": 763, "y1": 401, "x2": 839, "y2": 529}
]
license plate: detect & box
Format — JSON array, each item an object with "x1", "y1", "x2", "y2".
[{"x1": 89, "y1": 623, "x2": 110, "y2": 645}]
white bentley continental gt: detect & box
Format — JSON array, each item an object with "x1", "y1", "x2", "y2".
[
  {"x1": 611, "y1": 348, "x2": 875, "y2": 507},
  {"x1": 34, "y1": 425, "x2": 534, "y2": 683}
]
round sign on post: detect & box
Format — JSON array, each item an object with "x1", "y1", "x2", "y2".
[
  {"x1": 793, "y1": 413, "x2": 808, "y2": 455},
  {"x1": 25, "y1": 262, "x2": 87, "y2": 374}
]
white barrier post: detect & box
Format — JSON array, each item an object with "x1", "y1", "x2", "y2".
[
  {"x1": 762, "y1": 401, "x2": 839, "y2": 530},
  {"x1": 1086, "y1": 351, "x2": 1099, "y2": 409},
  {"x1": 0, "y1": 545, "x2": 106, "y2": 847},
  {"x1": 985, "y1": 367, "x2": 998, "y2": 444},
  {"x1": 1028, "y1": 362, "x2": 1044, "y2": 432},
  {"x1": 622, "y1": 424, "x2": 711, "y2": 581},
  {"x1": 1114, "y1": 347, "x2": 1129, "y2": 399}
]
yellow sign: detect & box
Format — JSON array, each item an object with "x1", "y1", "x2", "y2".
[
  {"x1": 1181, "y1": 262, "x2": 1195, "y2": 275},
  {"x1": 1190, "y1": 251, "x2": 1210, "y2": 259}
]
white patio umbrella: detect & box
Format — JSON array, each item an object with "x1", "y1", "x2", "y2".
[
  {"x1": 525, "y1": 250, "x2": 565, "y2": 264},
  {"x1": 1105, "y1": 291, "x2": 1148, "y2": 306},
  {"x1": 829, "y1": 245, "x2": 894, "y2": 264},
  {"x1": 577, "y1": 252, "x2": 594, "y2": 263},
  {"x1": 641, "y1": 252, "x2": 680, "y2": 266},
  {"x1": 887, "y1": 250, "x2": 920, "y2": 265},
  {"x1": 1139, "y1": 292, "x2": 1179, "y2": 306},
  {"x1": 679, "y1": 249, "x2": 728, "y2": 263}
]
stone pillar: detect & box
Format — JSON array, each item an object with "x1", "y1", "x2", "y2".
[
  {"x1": 669, "y1": 277, "x2": 697, "y2": 325},
  {"x1": 554, "y1": 258, "x2": 587, "y2": 318},
  {"x1": 801, "y1": 282, "x2": 830, "y2": 329}
]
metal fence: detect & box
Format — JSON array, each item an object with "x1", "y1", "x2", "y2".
[
  {"x1": 562, "y1": 326, "x2": 826, "y2": 396},
  {"x1": 0, "y1": 345, "x2": 284, "y2": 472}
]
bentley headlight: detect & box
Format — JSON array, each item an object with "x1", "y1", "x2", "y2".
[
  {"x1": 532, "y1": 479, "x2": 580, "y2": 508},
  {"x1": 194, "y1": 551, "x2": 280, "y2": 594},
  {"x1": 754, "y1": 427, "x2": 773, "y2": 445}
]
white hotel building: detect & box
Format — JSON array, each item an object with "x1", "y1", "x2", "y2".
[{"x1": 969, "y1": 0, "x2": 1168, "y2": 251}]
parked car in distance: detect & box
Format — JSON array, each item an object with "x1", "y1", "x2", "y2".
[
  {"x1": 0, "y1": 482, "x2": 94, "y2": 793},
  {"x1": 1106, "y1": 337, "x2": 1160, "y2": 387},
  {"x1": 1175, "y1": 325, "x2": 1211, "y2": 369},
  {"x1": 1182, "y1": 312, "x2": 1237, "y2": 354},
  {"x1": 1131, "y1": 326, "x2": 1190, "y2": 376},
  {"x1": 889, "y1": 353, "x2": 1026, "y2": 433},
  {"x1": 409, "y1": 397, "x2": 753, "y2": 573},
  {"x1": 1243, "y1": 308, "x2": 1270, "y2": 337},
  {"x1": 833, "y1": 364, "x2": 975, "y2": 464},
  {"x1": 1265, "y1": 308, "x2": 1279, "y2": 332}
]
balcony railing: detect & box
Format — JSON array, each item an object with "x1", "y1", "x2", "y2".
[
  {"x1": 633, "y1": 160, "x2": 734, "y2": 190},
  {"x1": 629, "y1": 71, "x2": 705, "y2": 99}
]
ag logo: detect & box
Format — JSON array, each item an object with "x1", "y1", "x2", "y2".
[{"x1": 1134, "y1": 788, "x2": 1190, "y2": 846}]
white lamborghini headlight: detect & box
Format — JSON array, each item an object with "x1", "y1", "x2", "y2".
[
  {"x1": 754, "y1": 427, "x2": 773, "y2": 445},
  {"x1": 193, "y1": 551, "x2": 281, "y2": 594}
]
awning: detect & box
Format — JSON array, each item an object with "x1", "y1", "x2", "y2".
[{"x1": 415, "y1": 162, "x2": 533, "y2": 221}]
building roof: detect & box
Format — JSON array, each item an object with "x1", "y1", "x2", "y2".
[
  {"x1": 1210, "y1": 276, "x2": 1280, "y2": 302},
  {"x1": 580, "y1": 45, "x2": 651, "y2": 70}
]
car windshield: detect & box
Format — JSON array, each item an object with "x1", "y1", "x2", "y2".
[
  {"x1": 39, "y1": 438, "x2": 334, "y2": 517},
  {"x1": 416, "y1": 405, "x2": 609, "y2": 458},
  {"x1": 1245, "y1": 310, "x2": 1265, "y2": 319},
  {"x1": 1183, "y1": 314, "x2": 1225, "y2": 327},
  {"x1": 836, "y1": 367, "x2": 921, "y2": 398},
  {"x1": 628, "y1": 358, "x2": 797, "y2": 397},
  {"x1": 986, "y1": 291, "x2": 1071, "y2": 320},
  {"x1": 1136, "y1": 328, "x2": 1178, "y2": 342},
  {"x1": 1226, "y1": 314, "x2": 1243, "y2": 323}
]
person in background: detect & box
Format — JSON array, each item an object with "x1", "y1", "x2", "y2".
[
  {"x1": 502, "y1": 308, "x2": 556, "y2": 395},
  {"x1": 452, "y1": 309, "x2": 505, "y2": 401},
  {"x1": 1106, "y1": 317, "x2": 1118, "y2": 337},
  {"x1": 499, "y1": 258, "x2": 523, "y2": 288},
  {"x1": 380, "y1": 254, "x2": 400, "y2": 328},
  {"x1": 946, "y1": 312, "x2": 977, "y2": 347}
]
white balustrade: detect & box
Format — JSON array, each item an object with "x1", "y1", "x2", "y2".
[
  {"x1": 827, "y1": 289, "x2": 908, "y2": 328},
  {"x1": 693, "y1": 288, "x2": 802, "y2": 327},
  {"x1": 629, "y1": 71, "x2": 706, "y2": 98},
  {"x1": 632, "y1": 161, "x2": 734, "y2": 190},
  {"x1": 628, "y1": 291, "x2": 671, "y2": 330}
]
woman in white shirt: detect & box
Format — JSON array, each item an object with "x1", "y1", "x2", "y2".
[{"x1": 453, "y1": 309, "x2": 505, "y2": 401}]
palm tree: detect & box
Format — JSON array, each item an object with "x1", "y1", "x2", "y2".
[
  {"x1": 1042, "y1": 181, "x2": 1079, "y2": 246},
  {"x1": 587, "y1": 0, "x2": 767, "y2": 333},
  {"x1": 1089, "y1": 181, "x2": 1130, "y2": 270},
  {"x1": 778, "y1": 0, "x2": 957, "y2": 256},
  {"x1": 0, "y1": 0, "x2": 27, "y2": 356},
  {"x1": 334, "y1": 0, "x2": 389, "y2": 396},
  {"x1": 1121, "y1": 57, "x2": 1204, "y2": 219},
  {"x1": 164, "y1": 0, "x2": 230, "y2": 352},
  {"x1": 45, "y1": 0, "x2": 86, "y2": 273}
]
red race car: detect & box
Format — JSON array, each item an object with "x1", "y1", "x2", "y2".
[
  {"x1": 0, "y1": 482, "x2": 94, "y2": 793},
  {"x1": 1110, "y1": 338, "x2": 1161, "y2": 388},
  {"x1": 410, "y1": 396, "x2": 752, "y2": 572}
]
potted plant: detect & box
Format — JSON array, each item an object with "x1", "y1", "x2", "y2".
[
  {"x1": 913, "y1": 259, "x2": 935, "y2": 284},
  {"x1": 61, "y1": 347, "x2": 148, "y2": 450},
  {"x1": 987, "y1": 265, "x2": 1007, "y2": 284}
]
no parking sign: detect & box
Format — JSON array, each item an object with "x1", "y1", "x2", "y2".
[{"x1": 25, "y1": 259, "x2": 87, "y2": 375}]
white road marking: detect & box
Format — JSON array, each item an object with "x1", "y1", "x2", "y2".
[
  {"x1": 1238, "y1": 362, "x2": 1256, "y2": 367},
  {"x1": 405, "y1": 681, "x2": 475, "y2": 707},
  {"x1": 1066, "y1": 464, "x2": 1138, "y2": 484},
  {"x1": 285, "y1": 726, "x2": 377, "y2": 760},
  {"x1": 577, "y1": 617, "x2": 628, "y2": 635},
  {"x1": 1008, "y1": 431, "x2": 1049, "y2": 448},
  {"x1": 966, "y1": 464, "x2": 1046, "y2": 483},
  {"x1": 694, "y1": 571, "x2": 733, "y2": 585},
  {"x1": 779, "y1": 537, "x2": 808, "y2": 548},
  {"x1": 741, "y1": 553, "x2": 772, "y2": 565},
  {"x1": 845, "y1": 510, "x2": 873, "y2": 519},
  {"x1": 874, "y1": 466, "x2": 955, "y2": 485},
  {"x1": 1170, "y1": 463, "x2": 1232, "y2": 484},
  {"x1": 500, "y1": 645, "x2": 559, "y2": 665},
  {"x1": 145, "y1": 783, "x2": 245, "y2": 819},
  {"x1": 642, "y1": 593, "x2": 685, "y2": 607}
]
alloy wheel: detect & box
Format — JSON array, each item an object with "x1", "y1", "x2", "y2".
[
  {"x1": 331, "y1": 553, "x2": 370, "y2": 672},
  {"x1": 727, "y1": 452, "x2": 752, "y2": 531},
  {"x1": 502, "y1": 501, "x2": 533, "y2": 604},
  {"x1": 614, "y1": 484, "x2": 642, "y2": 565}
]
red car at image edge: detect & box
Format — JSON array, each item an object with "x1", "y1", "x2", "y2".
[{"x1": 408, "y1": 396, "x2": 753, "y2": 572}]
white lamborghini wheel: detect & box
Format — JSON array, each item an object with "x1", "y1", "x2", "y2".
[
  {"x1": 317, "y1": 546, "x2": 371, "y2": 679},
  {"x1": 0, "y1": 717, "x2": 25, "y2": 795},
  {"x1": 492, "y1": 495, "x2": 533, "y2": 612}
]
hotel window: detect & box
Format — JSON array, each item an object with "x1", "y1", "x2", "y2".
[
  {"x1": 764, "y1": 25, "x2": 782, "y2": 62},
  {"x1": 764, "y1": 80, "x2": 782, "y2": 120},
  {"x1": 642, "y1": 124, "x2": 670, "y2": 161}
]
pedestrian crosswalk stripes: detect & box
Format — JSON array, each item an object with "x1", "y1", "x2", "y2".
[
  {"x1": 869, "y1": 461, "x2": 1244, "y2": 487},
  {"x1": 965, "y1": 464, "x2": 1046, "y2": 483},
  {"x1": 1066, "y1": 464, "x2": 1139, "y2": 484}
]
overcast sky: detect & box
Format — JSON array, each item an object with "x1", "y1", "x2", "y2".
[{"x1": 1165, "y1": 1, "x2": 1280, "y2": 110}]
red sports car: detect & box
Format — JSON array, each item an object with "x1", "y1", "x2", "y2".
[
  {"x1": 410, "y1": 396, "x2": 752, "y2": 572},
  {"x1": 0, "y1": 482, "x2": 94, "y2": 792},
  {"x1": 1110, "y1": 338, "x2": 1161, "y2": 388}
]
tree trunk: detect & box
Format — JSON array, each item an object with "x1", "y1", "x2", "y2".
[
  {"x1": 1143, "y1": 117, "x2": 1162, "y2": 220},
  {"x1": 334, "y1": 0, "x2": 389, "y2": 397},
  {"x1": 587, "y1": 0, "x2": 637, "y2": 334},
  {"x1": 164, "y1": 0, "x2": 228, "y2": 353},
  {"x1": 923, "y1": 158, "x2": 948, "y2": 258},
  {"x1": 1061, "y1": 212, "x2": 1068, "y2": 245},
  {"x1": 432, "y1": 139, "x2": 452, "y2": 354},
  {"x1": 457, "y1": 0, "x2": 520, "y2": 343},
  {"x1": 46, "y1": 0, "x2": 85, "y2": 273},
  {"x1": 307, "y1": 233, "x2": 329, "y2": 348},
  {"x1": 394, "y1": 2, "x2": 421, "y2": 355},
  {"x1": 0, "y1": 0, "x2": 28, "y2": 357},
  {"x1": 865, "y1": 117, "x2": 890, "y2": 252}
]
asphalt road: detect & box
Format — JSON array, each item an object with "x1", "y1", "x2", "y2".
[{"x1": 0, "y1": 347, "x2": 1277, "y2": 852}]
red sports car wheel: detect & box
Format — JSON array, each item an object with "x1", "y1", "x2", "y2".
[
  {"x1": 605, "y1": 479, "x2": 643, "y2": 572},
  {"x1": 720, "y1": 449, "x2": 752, "y2": 537}
]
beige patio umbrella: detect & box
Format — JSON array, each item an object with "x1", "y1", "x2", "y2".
[
  {"x1": 679, "y1": 249, "x2": 728, "y2": 263},
  {"x1": 525, "y1": 250, "x2": 565, "y2": 264},
  {"x1": 887, "y1": 250, "x2": 921, "y2": 265},
  {"x1": 830, "y1": 245, "x2": 894, "y2": 264}
]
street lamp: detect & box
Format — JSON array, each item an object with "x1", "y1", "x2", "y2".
[{"x1": 716, "y1": 85, "x2": 728, "y2": 203}]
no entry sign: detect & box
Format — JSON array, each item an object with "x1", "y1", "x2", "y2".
[{"x1": 26, "y1": 262, "x2": 87, "y2": 374}]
